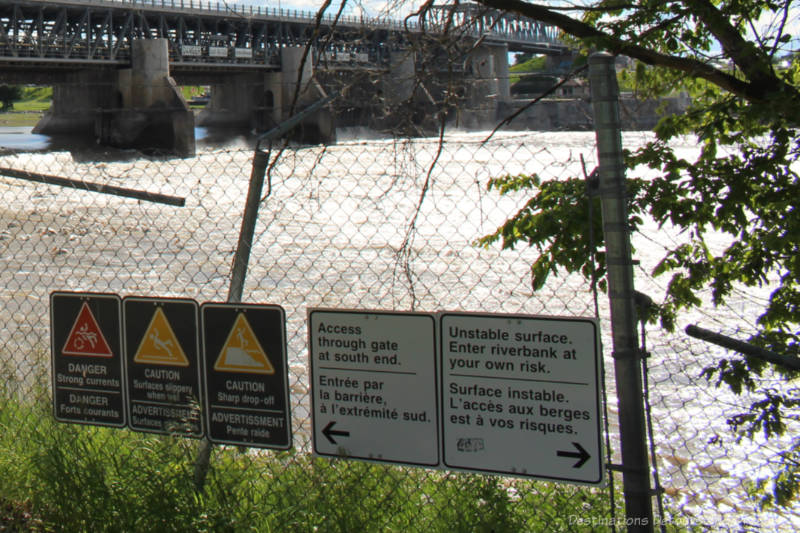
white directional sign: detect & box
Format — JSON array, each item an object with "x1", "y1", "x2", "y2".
[
  {"x1": 309, "y1": 309, "x2": 439, "y2": 467},
  {"x1": 440, "y1": 312, "x2": 603, "y2": 484}
]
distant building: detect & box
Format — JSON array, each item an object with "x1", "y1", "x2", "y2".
[
  {"x1": 615, "y1": 55, "x2": 635, "y2": 71},
  {"x1": 554, "y1": 78, "x2": 588, "y2": 98}
]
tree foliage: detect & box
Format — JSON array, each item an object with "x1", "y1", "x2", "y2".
[
  {"x1": 0, "y1": 85, "x2": 22, "y2": 111},
  {"x1": 451, "y1": 0, "x2": 800, "y2": 507}
]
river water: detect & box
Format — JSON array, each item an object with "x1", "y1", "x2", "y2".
[
  {"x1": 0, "y1": 126, "x2": 50, "y2": 151},
  {"x1": 0, "y1": 125, "x2": 255, "y2": 154},
  {"x1": 0, "y1": 125, "x2": 796, "y2": 531}
]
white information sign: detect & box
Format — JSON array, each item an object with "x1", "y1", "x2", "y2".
[
  {"x1": 181, "y1": 45, "x2": 201, "y2": 57},
  {"x1": 440, "y1": 312, "x2": 603, "y2": 484},
  {"x1": 309, "y1": 309, "x2": 439, "y2": 467},
  {"x1": 208, "y1": 46, "x2": 228, "y2": 58}
]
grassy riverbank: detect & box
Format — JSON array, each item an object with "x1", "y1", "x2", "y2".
[
  {"x1": 0, "y1": 87, "x2": 50, "y2": 127},
  {"x1": 0, "y1": 86, "x2": 207, "y2": 128},
  {"x1": 0, "y1": 112, "x2": 42, "y2": 127},
  {"x1": 0, "y1": 390, "x2": 652, "y2": 532}
]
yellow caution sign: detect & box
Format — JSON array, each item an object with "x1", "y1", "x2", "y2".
[
  {"x1": 214, "y1": 313, "x2": 274, "y2": 374},
  {"x1": 133, "y1": 307, "x2": 189, "y2": 366}
]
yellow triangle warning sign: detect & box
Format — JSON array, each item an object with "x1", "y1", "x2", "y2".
[
  {"x1": 214, "y1": 313, "x2": 274, "y2": 374},
  {"x1": 133, "y1": 307, "x2": 189, "y2": 367}
]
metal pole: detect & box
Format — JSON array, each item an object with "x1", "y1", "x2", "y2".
[
  {"x1": 686, "y1": 324, "x2": 800, "y2": 371},
  {"x1": 0, "y1": 167, "x2": 185, "y2": 206},
  {"x1": 589, "y1": 52, "x2": 654, "y2": 532},
  {"x1": 228, "y1": 150, "x2": 270, "y2": 303},
  {"x1": 193, "y1": 93, "x2": 337, "y2": 491},
  {"x1": 193, "y1": 147, "x2": 268, "y2": 490}
]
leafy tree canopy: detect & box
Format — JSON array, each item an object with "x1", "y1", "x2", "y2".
[
  {"x1": 440, "y1": 0, "x2": 800, "y2": 507},
  {"x1": 0, "y1": 85, "x2": 22, "y2": 111}
]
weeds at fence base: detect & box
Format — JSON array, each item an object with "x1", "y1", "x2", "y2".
[
  {"x1": 0, "y1": 497, "x2": 41, "y2": 532},
  {"x1": 0, "y1": 395, "x2": 646, "y2": 532}
]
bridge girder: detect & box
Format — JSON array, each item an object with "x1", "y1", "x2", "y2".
[{"x1": 0, "y1": 0, "x2": 567, "y2": 76}]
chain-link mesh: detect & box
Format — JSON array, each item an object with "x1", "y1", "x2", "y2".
[
  {"x1": 0, "y1": 130, "x2": 620, "y2": 531},
  {"x1": 623, "y1": 134, "x2": 800, "y2": 532},
  {"x1": 2, "y1": 123, "x2": 798, "y2": 531}
]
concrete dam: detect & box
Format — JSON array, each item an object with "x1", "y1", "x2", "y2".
[{"x1": 0, "y1": 0, "x2": 570, "y2": 155}]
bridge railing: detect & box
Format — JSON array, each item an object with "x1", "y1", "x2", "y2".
[
  {"x1": 19, "y1": 0, "x2": 560, "y2": 46},
  {"x1": 35, "y1": 0, "x2": 423, "y2": 31}
]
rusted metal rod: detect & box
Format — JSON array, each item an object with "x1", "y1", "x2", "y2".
[
  {"x1": 686, "y1": 324, "x2": 800, "y2": 371},
  {"x1": 193, "y1": 92, "x2": 337, "y2": 492},
  {"x1": 0, "y1": 167, "x2": 185, "y2": 207}
]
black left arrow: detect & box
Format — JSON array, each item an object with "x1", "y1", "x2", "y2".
[
  {"x1": 322, "y1": 421, "x2": 350, "y2": 444},
  {"x1": 557, "y1": 442, "x2": 590, "y2": 468}
]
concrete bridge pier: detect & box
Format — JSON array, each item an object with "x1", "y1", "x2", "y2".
[
  {"x1": 383, "y1": 50, "x2": 416, "y2": 104},
  {"x1": 198, "y1": 46, "x2": 334, "y2": 144},
  {"x1": 277, "y1": 46, "x2": 335, "y2": 144},
  {"x1": 461, "y1": 43, "x2": 510, "y2": 128},
  {"x1": 32, "y1": 70, "x2": 114, "y2": 138},
  {"x1": 491, "y1": 43, "x2": 511, "y2": 105},
  {"x1": 35, "y1": 39, "x2": 195, "y2": 156},
  {"x1": 469, "y1": 46, "x2": 498, "y2": 101},
  {"x1": 100, "y1": 39, "x2": 195, "y2": 155},
  {"x1": 373, "y1": 49, "x2": 442, "y2": 133}
]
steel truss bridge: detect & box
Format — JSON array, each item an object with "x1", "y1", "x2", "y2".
[{"x1": 0, "y1": 0, "x2": 566, "y2": 77}]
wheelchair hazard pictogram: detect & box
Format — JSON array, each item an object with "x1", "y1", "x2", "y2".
[
  {"x1": 62, "y1": 302, "x2": 114, "y2": 357},
  {"x1": 214, "y1": 313, "x2": 275, "y2": 374},
  {"x1": 133, "y1": 307, "x2": 189, "y2": 366}
]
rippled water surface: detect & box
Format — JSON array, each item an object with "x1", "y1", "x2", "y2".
[{"x1": 0, "y1": 127, "x2": 796, "y2": 530}]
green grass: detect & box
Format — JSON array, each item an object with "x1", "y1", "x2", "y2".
[
  {"x1": 181, "y1": 86, "x2": 206, "y2": 100},
  {"x1": 0, "y1": 394, "x2": 635, "y2": 532},
  {"x1": 0, "y1": 85, "x2": 207, "y2": 125},
  {"x1": 17, "y1": 87, "x2": 52, "y2": 111},
  {"x1": 510, "y1": 56, "x2": 547, "y2": 73},
  {"x1": 509, "y1": 56, "x2": 548, "y2": 85},
  {"x1": 181, "y1": 85, "x2": 209, "y2": 109},
  {"x1": 0, "y1": 86, "x2": 50, "y2": 126},
  {"x1": 0, "y1": 112, "x2": 41, "y2": 127},
  {"x1": 0, "y1": 352, "x2": 695, "y2": 532}
]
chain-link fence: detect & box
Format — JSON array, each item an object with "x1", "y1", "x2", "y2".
[
  {"x1": 0, "y1": 129, "x2": 618, "y2": 532},
  {"x1": 631, "y1": 208, "x2": 800, "y2": 530},
  {"x1": 0, "y1": 117, "x2": 798, "y2": 531}
]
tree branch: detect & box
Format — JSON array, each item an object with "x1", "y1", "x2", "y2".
[
  {"x1": 473, "y1": 0, "x2": 800, "y2": 108},
  {"x1": 687, "y1": 0, "x2": 779, "y2": 96}
]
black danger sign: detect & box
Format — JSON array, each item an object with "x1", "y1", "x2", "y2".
[
  {"x1": 201, "y1": 303, "x2": 291, "y2": 449},
  {"x1": 50, "y1": 292, "x2": 125, "y2": 427},
  {"x1": 123, "y1": 296, "x2": 203, "y2": 437}
]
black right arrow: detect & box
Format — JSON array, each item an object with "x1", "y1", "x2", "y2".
[
  {"x1": 322, "y1": 421, "x2": 350, "y2": 445},
  {"x1": 557, "y1": 442, "x2": 590, "y2": 468}
]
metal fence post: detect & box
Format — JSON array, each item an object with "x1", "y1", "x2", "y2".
[
  {"x1": 193, "y1": 146, "x2": 269, "y2": 490},
  {"x1": 589, "y1": 52, "x2": 654, "y2": 531},
  {"x1": 193, "y1": 94, "x2": 337, "y2": 491}
]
